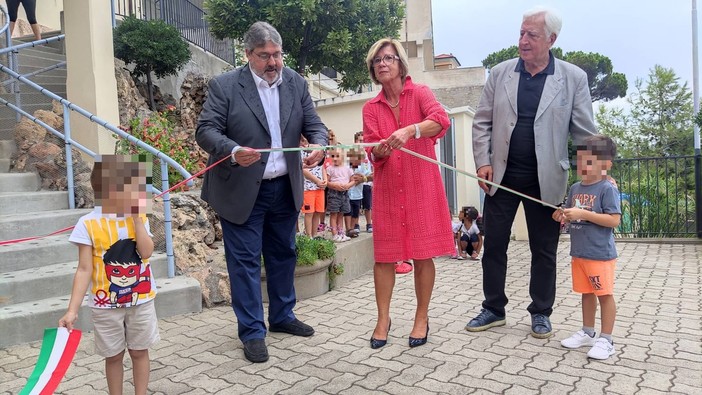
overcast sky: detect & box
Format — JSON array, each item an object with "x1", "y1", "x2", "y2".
[{"x1": 431, "y1": 0, "x2": 699, "y2": 97}]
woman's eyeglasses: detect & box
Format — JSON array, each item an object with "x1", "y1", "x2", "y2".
[{"x1": 372, "y1": 54, "x2": 400, "y2": 66}]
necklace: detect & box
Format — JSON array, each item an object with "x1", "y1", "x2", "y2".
[{"x1": 387, "y1": 98, "x2": 399, "y2": 108}]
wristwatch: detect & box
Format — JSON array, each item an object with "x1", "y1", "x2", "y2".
[{"x1": 414, "y1": 124, "x2": 421, "y2": 139}]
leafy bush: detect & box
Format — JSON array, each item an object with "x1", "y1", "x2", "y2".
[
  {"x1": 115, "y1": 108, "x2": 199, "y2": 188},
  {"x1": 295, "y1": 235, "x2": 336, "y2": 266}
]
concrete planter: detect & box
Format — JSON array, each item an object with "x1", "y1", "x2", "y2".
[{"x1": 261, "y1": 258, "x2": 333, "y2": 302}]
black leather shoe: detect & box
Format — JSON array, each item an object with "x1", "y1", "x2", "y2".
[
  {"x1": 242, "y1": 338, "x2": 269, "y2": 363},
  {"x1": 409, "y1": 325, "x2": 429, "y2": 348},
  {"x1": 269, "y1": 318, "x2": 314, "y2": 337},
  {"x1": 370, "y1": 320, "x2": 391, "y2": 349}
]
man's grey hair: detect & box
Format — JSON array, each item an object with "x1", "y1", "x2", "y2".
[
  {"x1": 523, "y1": 6, "x2": 562, "y2": 38},
  {"x1": 243, "y1": 21, "x2": 283, "y2": 51}
]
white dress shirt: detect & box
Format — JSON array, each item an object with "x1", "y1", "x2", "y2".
[{"x1": 251, "y1": 68, "x2": 286, "y2": 179}]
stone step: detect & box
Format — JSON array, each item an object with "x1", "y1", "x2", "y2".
[
  {"x1": 0, "y1": 172, "x2": 40, "y2": 193},
  {"x1": 0, "y1": 139, "x2": 16, "y2": 158},
  {"x1": 0, "y1": 234, "x2": 74, "y2": 273},
  {"x1": 0, "y1": 254, "x2": 171, "y2": 305},
  {"x1": 0, "y1": 191, "x2": 69, "y2": 215},
  {"x1": 0, "y1": 275, "x2": 202, "y2": 348},
  {"x1": 0, "y1": 208, "x2": 91, "y2": 241}
]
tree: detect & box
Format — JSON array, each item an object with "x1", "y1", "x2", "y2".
[
  {"x1": 113, "y1": 16, "x2": 192, "y2": 110},
  {"x1": 597, "y1": 65, "x2": 693, "y2": 158},
  {"x1": 204, "y1": 0, "x2": 405, "y2": 91},
  {"x1": 481, "y1": 45, "x2": 626, "y2": 101}
]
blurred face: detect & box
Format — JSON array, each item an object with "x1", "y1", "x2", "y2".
[
  {"x1": 328, "y1": 130, "x2": 337, "y2": 145},
  {"x1": 518, "y1": 14, "x2": 555, "y2": 66},
  {"x1": 247, "y1": 41, "x2": 284, "y2": 85},
  {"x1": 330, "y1": 150, "x2": 343, "y2": 166},
  {"x1": 99, "y1": 156, "x2": 151, "y2": 216},
  {"x1": 372, "y1": 44, "x2": 401, "y2": 84},
  {"x1": 576, "y1": 150, "x2": 611, "y2": 183}
]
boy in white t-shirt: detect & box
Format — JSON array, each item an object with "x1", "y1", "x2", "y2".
[{"x1": 59, "y1": 154, "x2": 158, "y2": 395}]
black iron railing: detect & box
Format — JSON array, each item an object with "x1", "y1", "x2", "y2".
[
  {"x1": 611, "y1": 155, "x2": 697, "y2": 237},
  {"x1": 113, "y1": 0, "x2": 235, "y2": 65}
]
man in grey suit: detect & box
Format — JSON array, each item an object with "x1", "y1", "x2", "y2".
[
  {"x1": 196, "y1": 21, "x2": 328, "y2": 363},
  {"x1": 467, "y1": 7, "x2": 597, "y2": 338}
]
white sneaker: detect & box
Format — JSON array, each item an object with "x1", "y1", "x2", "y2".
[
  {"x1": 561, "y1": 330, "x2": 597, "y2": 349},
  {"x1": 340, "y1": 234, "x2": 351, "y2": 242},
  {"x1": 332, "y1": 234, "x2": 343, "y2": 242},
  {"x1": 587, "y1": 338, "x2": 615, "y2": 360}
]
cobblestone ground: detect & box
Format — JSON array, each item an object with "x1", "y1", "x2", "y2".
[{"x1": 1, "y1": 240, "x2": 700, "y2": 394}]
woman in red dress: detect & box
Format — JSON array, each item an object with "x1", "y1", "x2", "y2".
[{"x1": 362, "y1": 38, "x2": 454, "y2": 349}]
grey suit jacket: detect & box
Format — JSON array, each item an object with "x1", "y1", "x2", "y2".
[
  {"x1": 472, "y1": 57, "x2": 597, "y2": 205},
  {"x1": 196, "y1": 65, "x2": 328, "y2": 224}
]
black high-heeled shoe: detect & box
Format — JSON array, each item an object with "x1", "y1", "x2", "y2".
[
  {"x1": 408, "y1": 324, "x2": 429, "y2": 348},
  {"x1": 370, "y1": 320, "x2": 391, "y2": 349}
]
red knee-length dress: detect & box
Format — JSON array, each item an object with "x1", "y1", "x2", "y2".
[{"x1": 362, "y1": 77, "x2": 455, "y2": 262}]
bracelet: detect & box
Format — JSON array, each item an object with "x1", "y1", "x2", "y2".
[{"x1": 414, "y1": 124, "x2": 421, "y2": 139}]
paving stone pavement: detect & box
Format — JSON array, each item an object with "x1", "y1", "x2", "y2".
[{"x1": 2, "y1": 239, "x2": 701, "y2": 394}]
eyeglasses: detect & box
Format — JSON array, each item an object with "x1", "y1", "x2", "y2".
[
  {"x1": 372, "y1": 54, "x2": 400, "y2": 66},
  {"x1": 253, "y1": 51, "x2": 284, "y2": 62}
]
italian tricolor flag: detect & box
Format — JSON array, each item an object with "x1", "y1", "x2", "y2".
[{"x1": 19, "y1": 327, "x2": 82, "y2": 395}]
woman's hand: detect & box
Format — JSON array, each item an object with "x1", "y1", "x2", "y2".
[
  {"x1": 372, "y1": 140, "x2": 393, "y2": 159},
  {"x1": 385, "y1": 126, "x2": 413, "y2": 150}
]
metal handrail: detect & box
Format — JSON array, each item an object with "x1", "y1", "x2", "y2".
[{"x1": 0, "y1": 7, "x2": 192, "y2": 277}]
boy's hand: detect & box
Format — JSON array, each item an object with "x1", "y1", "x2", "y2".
[
  {"x1": 58, "y1": 311, "x2": 78, "y2": 332},
  {"x1": 316, "y1": 180, "x2": 327, "y2": 189},
  {"x1": 562, "y1": 207, "x2": 586, "y2": 222}
]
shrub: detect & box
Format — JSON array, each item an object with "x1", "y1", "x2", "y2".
[
  {"x1": 295, "y1": 235, "x2": 336, "y2": 266},
  {"x1": 115, "y1": 108, "x2": 200, "y2": 188}
]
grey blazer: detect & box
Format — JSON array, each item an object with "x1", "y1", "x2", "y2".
[
  {"x1": 196, "y1": 65, "x2": 328, "y2": 224},
  {"x1": 472, "y1": 57, "x2": 597, "y2": 205}
]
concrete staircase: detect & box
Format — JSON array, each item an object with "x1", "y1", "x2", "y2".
[
  {"x1": 0, "y1": 34, "x2": 202, "y2": 348},
  {"x1": 0, "y1": 170, "x2": 203, "y2": 348}
]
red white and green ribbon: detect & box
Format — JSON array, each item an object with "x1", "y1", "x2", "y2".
[{"x1": 19, "y1": 327, "x2": 82, "y2": 395}]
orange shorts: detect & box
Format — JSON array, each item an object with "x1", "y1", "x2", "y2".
[
  {"x1": 571, "y1": 257, "x2": 616, "y2": 296},
  {"x1": 302, "y1": 189, "x2": 325, "y2": 214}
]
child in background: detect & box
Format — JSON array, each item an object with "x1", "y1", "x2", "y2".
[
  {"x1": 354, "y1": 131, "x2": 374, "y2": 233},
  {"x1": 320, "y1": 128, "x2": 339, "y2": 235},
  {"x1": 326, "y1": 148, "x2": 355, "y2": 242},
  {"x1": 346, "y1": 148, "x2": 371, "y2": 237},
  {"x1": 301, "y1": 136, "x2": 327, "y2": 238},
  {"x1": 452, "y1": 206, "x2": 483, "y2": 260},
  {"x1": 59, "y1": 155, "x2": 158, "y2": 395},
  {"x1": 552, "y1": 135, "x2": 621, "y2": 360}
]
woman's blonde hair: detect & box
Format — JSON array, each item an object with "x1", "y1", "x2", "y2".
[{"x1": 365, "y1": 38, "x2": 409, "y2": 85}]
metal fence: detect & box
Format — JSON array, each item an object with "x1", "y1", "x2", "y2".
[
  {"x1": 113, "y1": 0, "x2": 235, "y2": 65},
  {"x1": 611, "y1": 155, "x2": 697, "y2": 238}
]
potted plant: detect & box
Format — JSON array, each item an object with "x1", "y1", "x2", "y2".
[{"x1": 261, "y1": 235, "x2": 338, "y2": 301}]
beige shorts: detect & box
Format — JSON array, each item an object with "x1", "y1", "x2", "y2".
[{"x1": 91, "y1": 299, "x2": 160, "y2": 358}]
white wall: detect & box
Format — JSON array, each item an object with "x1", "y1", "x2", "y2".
[{"x1": 152, "y1": 42, "x2": 231, "y2": 101}]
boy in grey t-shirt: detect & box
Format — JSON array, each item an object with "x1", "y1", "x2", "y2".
[{"x1": 552, "y1": 135, "x2": 621, "y2": 361}]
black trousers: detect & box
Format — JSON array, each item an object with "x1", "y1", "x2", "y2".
[{"x1": 480, "y1": 174, "x2": 560, "y2": 317}]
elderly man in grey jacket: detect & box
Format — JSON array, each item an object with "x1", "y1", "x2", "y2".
[{"x1": 467, "y1": 6, "x2": 597, "y2": 338}]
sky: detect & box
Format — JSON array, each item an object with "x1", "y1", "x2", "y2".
[{"x1": 431, "y1": 0, "x2": 699, "y2": 99}]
